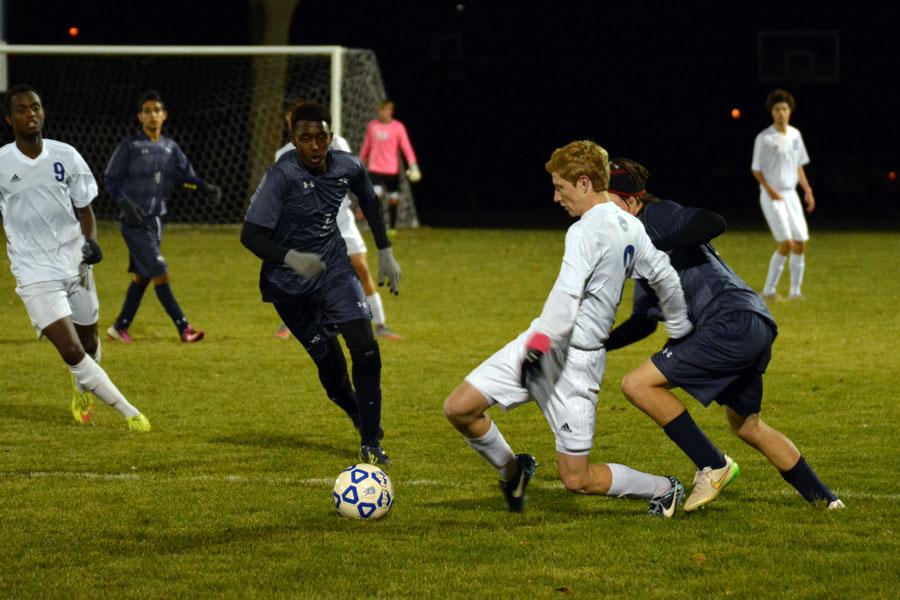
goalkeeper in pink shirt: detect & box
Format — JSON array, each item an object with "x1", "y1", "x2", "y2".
[{"x1": 359, "y1": 100, "x2": 421, "y2": 232}]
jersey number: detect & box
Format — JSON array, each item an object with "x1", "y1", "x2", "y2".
[
  {"x1": 53, "y1": 162, "x2": 65, "y2": 182},
  {"x1": 616, "y1": 245, "x2": 636, "y2": 305}
]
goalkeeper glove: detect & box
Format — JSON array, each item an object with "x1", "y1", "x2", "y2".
[
  {"x1": 520, "y1": 332, "x2": 551, "y2": 389},
  {"x1": 81, "y1": 239, "x2": 103, "y2": 265},
  {"x1": 204, "y1": 183, "x2": 223, "y2": 203},
  {"x1": 406, "y1": 164, "x2": 422, "y2": 183},
  {"x1": 120, "y1": 198, "x2": 143, "y2": 227},
  {"x1": 377, "y1": 247, "x2": 402, "y2": 295},
  {"x1": 284, "y1": 249, "x2": 326, "y2": 280}
]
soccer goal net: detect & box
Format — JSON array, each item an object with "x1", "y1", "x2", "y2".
[{"x1": 0, "y1": 45, "x2": 420, "y2": 227}]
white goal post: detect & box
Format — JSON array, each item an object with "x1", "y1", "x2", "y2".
[{"x1": 0, "y1": 44, "x2": 420, "y2": 227}]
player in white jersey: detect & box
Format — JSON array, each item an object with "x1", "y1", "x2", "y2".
[
  {"x1": 751, "y1": 89, "x2": 815, "y2": 300},
  {"x1": 443, "y1": 141, "x2": 693, "y2": 517},
  {"x1": 273, "y1": 100, "x2": 401, "y2": 340},
  {"x1": 0, "y1": 85, "x2": 150, "y2": 431}
]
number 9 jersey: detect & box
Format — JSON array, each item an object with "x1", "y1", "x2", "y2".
[{"x1": 0, "y1": 139, "x2": 98, "y2": 287}]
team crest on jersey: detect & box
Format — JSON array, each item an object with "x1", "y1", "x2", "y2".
[{"x1": 617, "y1": 215, "x2": 629, "y2": 231}]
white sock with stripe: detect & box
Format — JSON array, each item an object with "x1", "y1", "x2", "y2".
[
  {"x1": 466, "y1": 421, "x2": 516, "y2": 480},
  {"x1": 607, "y1": 463, "x2": 671, "y2": 499},
  {"x1": 763, "y1": 251, "x2": 787, "y2": 296},
  {"x1": 789, "y1": 253, "x2": 805, "y2": 297},
  {"x1": 69, "y1": 355, "x2": 140, "y2": 418}
]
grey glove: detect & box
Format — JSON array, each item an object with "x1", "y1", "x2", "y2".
[
  {"x1": 120, "y1": 198, "x2": 143, "y2": 227},
  {"x1": 377, "y1": 247, "x2": 401, "y2": 295},
  {"x1": 205, "y1": 183, "x2": 222, "y2": 203},
  {"x1": 284, "y1": 249, "x2": 325, "y2": 280}
]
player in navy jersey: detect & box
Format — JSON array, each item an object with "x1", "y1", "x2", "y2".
[
  {"x1": 241, "y1": 101, "x2": 401, "y2": 466},
  {"x1": 104, "y1": 90, "x2": 221, "y2": 344},
  {"x1": 605, "y1": 158, "x2": 843, "y2": 511}
]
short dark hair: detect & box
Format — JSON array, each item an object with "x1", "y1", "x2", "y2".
[
  {"x1": 290, "y1": 101, "x2": 331, "y2": 131},
  {"x1": 4, "y1": 84, "x2": 40, "y2": 116},
  {"x1": 766, "y1": 89, "x2": 795, "y2": 112},
  {"x1": 137, "y1": 90, "x2": 165, "y2": 112}
]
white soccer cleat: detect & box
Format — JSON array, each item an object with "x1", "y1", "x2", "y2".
[
  {"x1": 827, "y1": 499, "x2": 846, "y2": 510},
  {"x1": 684, "y1": 455, "x2": 740, "y2": 512}
]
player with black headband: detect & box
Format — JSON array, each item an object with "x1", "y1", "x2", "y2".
[
  {"x1": 605, "y1": 158, "x2": 843, "y2": 511},
  {"x1": 241, "y1": 101, "x2": 401, "y2": 466}
]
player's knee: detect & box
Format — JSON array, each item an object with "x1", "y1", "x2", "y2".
[
  {"x1": 348, "y1": 341, "x2": 381, "y2": 378},
  {"x1": 132, "y1": 275, "x2": 150, "y2": 288},
  {"x1": 443, "y1": 384, "x2": 482, "y2": 427},
  {"x1": 777, "y1": 241, "x2": 792, "y2": 254},
  {"x1": 730, "y1": 414, "x2": 761, "y2": 444},
  {"x1": 620, "y1": 371, "x2": 642, "y2": 403},
  {"x1": 791, "y1": 240, "x2": 805, "y2": 254}
]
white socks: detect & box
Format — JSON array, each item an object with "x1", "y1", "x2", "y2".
[
  {"x1": 763, "y1": 251, "x2": 787, "y2": 296},
  {"x1": 69, "y1": 355, "x2": 140, "y2": 418},
  {"x1": 789, "y1": 253, "x2": 805, "y2": 297},
  {"x1": 606, "y1": 463, "x2": 671, "y2": 500},
  {"x1": 466, "y1": 421, "x2": 517, "y2": 480},
  {"x1": 367, "y1": 292, "x2": 386, "y2": 327}
]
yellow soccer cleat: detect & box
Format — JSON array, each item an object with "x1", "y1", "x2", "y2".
[
  {"x1": 126, "y1": 414, "x2": 151, "y2": 432},
  {"x1": 684, "y1": 454, "x2": 740, "y2": 512},
  {"x1": 70, "y1": 378, "x2": 94, "y2": 425}
]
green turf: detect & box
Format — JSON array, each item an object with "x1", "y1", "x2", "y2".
[{"x1": 1, "y1": 224, "x2": 897, "y2": 598}]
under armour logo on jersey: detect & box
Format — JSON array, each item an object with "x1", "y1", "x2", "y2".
[
  {"x1": 302, "y1": 181, "x2": 315, "y2": 189},
  {"x1": 164, "y1": 148, "x2": 172, "y2": 154},
  {"x1": 9, "y1": 174, "x2": 21, "y2": 183},
  {"x1": 338, "y1": 177, "x2": 348, "y2": 185},
  {"x1": 662, "y1": 347, "x2": 673, "y2": 358},
  {"x1": 560, "y1": 423, "x2": 572, "y2": 433},
  {"x1": 617, "y1": 215, "x2": 629, "y2": 231}
]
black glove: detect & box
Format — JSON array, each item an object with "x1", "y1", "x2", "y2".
[
  {"x1": 520, "y1": 332, "x2": 551, "y2": 389},
  {"x1": 120, "y1": 198, "x2": 143, "y2": 227},
  {"x1": 81, "y1": 239, "x2": 103, "y2": 265},
  {"x1": 205, "y1": 183, "x2": 222, "y2": 203}
]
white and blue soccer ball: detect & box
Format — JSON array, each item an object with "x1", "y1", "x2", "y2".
[{"x1": 332, "y1": 463, "x2": 394, "y2": 520}]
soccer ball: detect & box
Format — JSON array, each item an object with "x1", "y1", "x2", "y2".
[{"x1": 332, "y1": 463, "x2": 394, "y2": 520}]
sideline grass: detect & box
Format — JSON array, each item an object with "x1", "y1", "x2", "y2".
[{"x1": 1, "y1": 224, "x2": 898, "y2": 598}]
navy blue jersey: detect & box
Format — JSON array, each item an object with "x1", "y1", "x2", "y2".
[
  {"x1": 632, "y1": 199, "x2": 776, "y2": 330},
  {"x1": 104, "y1": 133, "x2": 202, "y2": 217},
  {"x1": 245, "y1": 148, "x2": 379, "y2": 301}
]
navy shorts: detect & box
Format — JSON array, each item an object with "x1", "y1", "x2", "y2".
[
  {"x1": 121, "y1": 217, "x2": 167, "y2": 278},
  {"x1": 273, "y1": 270, "x2": 371, "y2": 349},
  {"x1": 368, "y1": 172, "x2": 400, "y2": 194},
  {"x1": 651, "y1": 311, "x2": 775, "y2": 416}
]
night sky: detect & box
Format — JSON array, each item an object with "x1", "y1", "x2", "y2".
[{"x1": 5, "y1": 0, "x2": 899, "y2": 226}]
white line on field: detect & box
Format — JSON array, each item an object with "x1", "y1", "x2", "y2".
[{"x1": 0, "y1": 471, "x2": 895, "y2": 501}]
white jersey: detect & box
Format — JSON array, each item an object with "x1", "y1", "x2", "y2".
[
  {"x1": 0, "y1": 139, "x2": 98, "y2": 286},
  {"x1": 535, "y1": 202, "x2": 690, "y2": 350},
  {"x1": 751, "y1": 124, "x2": 809, "y2": 191}
]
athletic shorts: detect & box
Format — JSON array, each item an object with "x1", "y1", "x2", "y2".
[
  {"x1": 465, "y1": 329, "x2": 604, "y2": 455},
  {"x1": 273, "y1": 270, "x2": 371, "y2": 349},
  {"x1": 651, "y1": 311, "x2": 775, "y2": 416},
  {"x1": 337, "y1": 198, "x2": 367, "y2": 255},
  {"x1": 121, "y1": 216, "x2": 168, "y2": 278},
  {"x1": 369, "y1": 172, "x2": 400, "y2": 197},
  {"x1": 16, "y1": 268, "x2": 99, "y2": 334},
  {"x1": 759, "y1": 188, "x2": 809, "y2": 242}
]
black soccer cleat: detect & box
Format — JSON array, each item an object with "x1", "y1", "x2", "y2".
[
  {"x1": 499, "y1": 453, "x2": 537, "y2": 513},
  {"x1": 360, "y1": 444, "x2": 391, "y2": 467}
]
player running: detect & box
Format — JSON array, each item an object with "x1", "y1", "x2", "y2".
[
  {"x1": 605, "y1": 158, "x2": 843, "y2": 511},
  {"x1": 443, "y1": 141, "x2": 693, "y2": 517},
  {"x1": 104, "y1": 90, "x2": 221, "y2": 344},
  {"x1": 241, "y1": 101, "x2": 400, "y2": 466},
  {"x1": 274, "y1": 100, "x2": 401, "y2": 340},
  {"x1": 0, "y1": 85, "x2": 150, "y2": 431}
]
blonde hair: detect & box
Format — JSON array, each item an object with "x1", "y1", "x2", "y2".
[{"x1": 545, "y1": 140, "x2": 610, "y2": 191}]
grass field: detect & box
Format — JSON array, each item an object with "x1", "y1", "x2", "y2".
[{"x1": 1, "y1": 224, "x2": 898, "y2": 598}]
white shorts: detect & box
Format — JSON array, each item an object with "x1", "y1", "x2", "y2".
[
  {"x1": 465, "y1": 329, "x2": 605, "y2": 455},
  {"x1": 759, "y1": 188, "x2": 809, "y2": 242},
  {"x1": 337, "y1": 198, "x2": 367, "y2": 255},
  {"x1": 15, "y1": 268, "x2": 99, "y2": 334}
]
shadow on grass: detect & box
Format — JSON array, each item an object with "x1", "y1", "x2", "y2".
[
  {"x1": 0, "y1": 402, "x2": 71, "y2": 426},
  {"x1": 208, "y1": 431, "x2": 349, "y2": 459}
]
